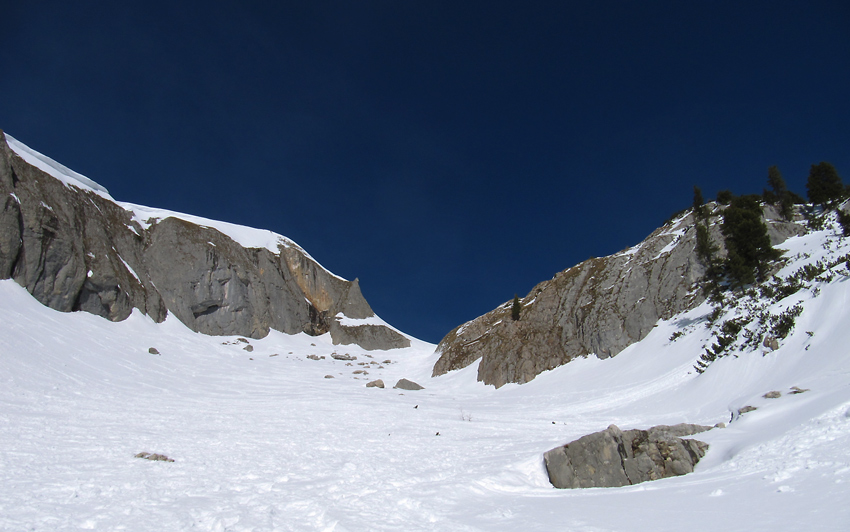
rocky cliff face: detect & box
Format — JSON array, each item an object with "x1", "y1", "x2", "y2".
[
  {"x1": 433, "y1": 201, "x2": 806, "y2": 387},
  {"x1": 0, "y1": 131, "x2": 409, "y2": 350}
]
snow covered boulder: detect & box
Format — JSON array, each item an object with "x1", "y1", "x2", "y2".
[{"x1": 544, "y1": 423, "x2": 711, "y2": 489}]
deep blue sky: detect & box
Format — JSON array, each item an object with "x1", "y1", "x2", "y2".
[{"x1": 2, "y1": 1, "x2": 849, "y2": 343}]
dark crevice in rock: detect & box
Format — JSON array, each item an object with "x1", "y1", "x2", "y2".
[
  {"x1": 614, "y1": 432, "x2": 633, "y2": 485},
  {"x1": 71, "y1": 282, "x2": 86, "y2": 312},
  {"x1": 307, "y1": 304, "x2": 330, "y2": 336},
  {"x1": 192, "y1": 303, "x2": 221, "y2": 318},
  {"x1": 1, "y1": 195, "x2": 24, "y2": 279}
]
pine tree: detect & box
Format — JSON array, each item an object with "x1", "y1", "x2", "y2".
[
  {"x1": 721, "y1": 195, "x2": 780, "y2": 288},
  {"x1": 806, "y1": 162, "x2": 844, "y2": 205},
  {"x1": 767, "y1": 165, "x2": 794, "y2": 220},
  {"x1": 695, "y1": 222, "x2": 722, "y2": 297},
  {"x1": 511, "y1": 294, "x2": 521, "y2": 321},
  {"x1": 693, "y1": 186, "x2": 706, "y2": 219},
  {"x1": 838, "y1": 210, "x2": 850, "y2": 237},
  {"x1": 716, "y1": 190, "x2": 733, "y2": 205},
  {"x1": 695, "y1": 223, "x2": 716, "y2": 264}
]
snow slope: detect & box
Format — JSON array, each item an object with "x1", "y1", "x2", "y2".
[{"x1": 2, "y1": 226, "x2": 850, "y2": 530}]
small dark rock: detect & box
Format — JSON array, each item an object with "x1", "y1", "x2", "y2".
[
  {"x1": 243, "y1": 345, "x2": 254, "y2": 352},
  {"x1": 332, "y1": 353, "x2": 356, "y2": 361},
  {"x1": 366, "y1": 379, "x2": 384, "y2": 388},
  {"x1": 324, "y1": 375, "x2": 335, "y2": 379},
  {"x1": 789, "y1": 386, "x2": 810, "y2": 395},
  {"x1": 306, "y1": 354, "x2": 321, "y2": 361},
  {"x1": 738, "y1": 405, "x2": 758, "y2": 416},
  {"x1": 135, "y1": 452, "x2": 174, "y2": 462},
  {"x1": 763, "y1": 391, "x2": 781, "y2": 399},
  {"x1": 148, "y1": 347, "x2": 160, "y2": 355}
]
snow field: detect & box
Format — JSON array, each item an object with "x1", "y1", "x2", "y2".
[{"x1": 2, "y1": 222, "x2": 850, "y2": 530}]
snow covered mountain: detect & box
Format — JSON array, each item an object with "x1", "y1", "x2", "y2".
[
  {"x1": 0, "y1": 130, "x2": 408, "y2": 350},
  {"x1": 1, "y1": 132, "x2": 849, "y2": 530},
  {"x1": 434, "y1": 199, "x2": 807, "y2": 387}
]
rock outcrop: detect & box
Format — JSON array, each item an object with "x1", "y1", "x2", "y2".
[
  {"x1": 393, "y1": 378, "x2": 424, "y2": 390},
  {"x1": 544, "y1": 423, "x2": 711, "y2": 489},
  {"x1": 0, "y1": 131, "x2": 408, "y2": 349},
  {"x1": 330, "y1": 319, "x2": 410, "y2": 350},
  {"x1": 433, "y1": 202, "x2": 804, "y2": 387}
]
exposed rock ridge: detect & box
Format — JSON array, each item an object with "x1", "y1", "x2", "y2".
[
  {"x1": 433, "y1": 201, "x2": 805, "y2": 387},
  {"x1": 0, "y1": 130, "x2": 409, "y2": 349}
]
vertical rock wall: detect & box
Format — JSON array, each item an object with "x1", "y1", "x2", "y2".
[{"x1": 0, "y1": 130, "x2": 408, "y2": 349}]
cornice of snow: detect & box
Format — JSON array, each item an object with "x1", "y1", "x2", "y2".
[{"x1": 3, "y1": 131, "x2": 345, "y2": 281}]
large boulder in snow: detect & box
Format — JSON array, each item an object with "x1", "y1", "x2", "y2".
[
  {"x1": 544, "y1": 423, "x2": 711, "y2": 489},
  {"x1": 0, "y1": 130, "x2": 403, "y2": 349}
]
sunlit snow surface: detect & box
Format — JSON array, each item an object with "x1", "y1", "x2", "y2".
[
  {"x1": 3, "y1": 230, "x2": 850, "y2": 530},
  {"x1": 4, "y1": 133, "x2": 110, "y2": 196}
]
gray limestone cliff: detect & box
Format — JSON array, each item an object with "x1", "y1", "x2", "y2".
[
  {"x1": 433, "y1": 200, "x2": 805, "y2": 387},
  {"x1": 0, "y1": 130, "x2": 409, "y2": 350}
]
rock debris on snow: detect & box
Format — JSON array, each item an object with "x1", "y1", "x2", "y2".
[
  {"x1": 135, "y1": 452, "x2": 174, "y2": 462},
  {"x1": 738, "y1": 405, "x2": 758, "y2": 416}
]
